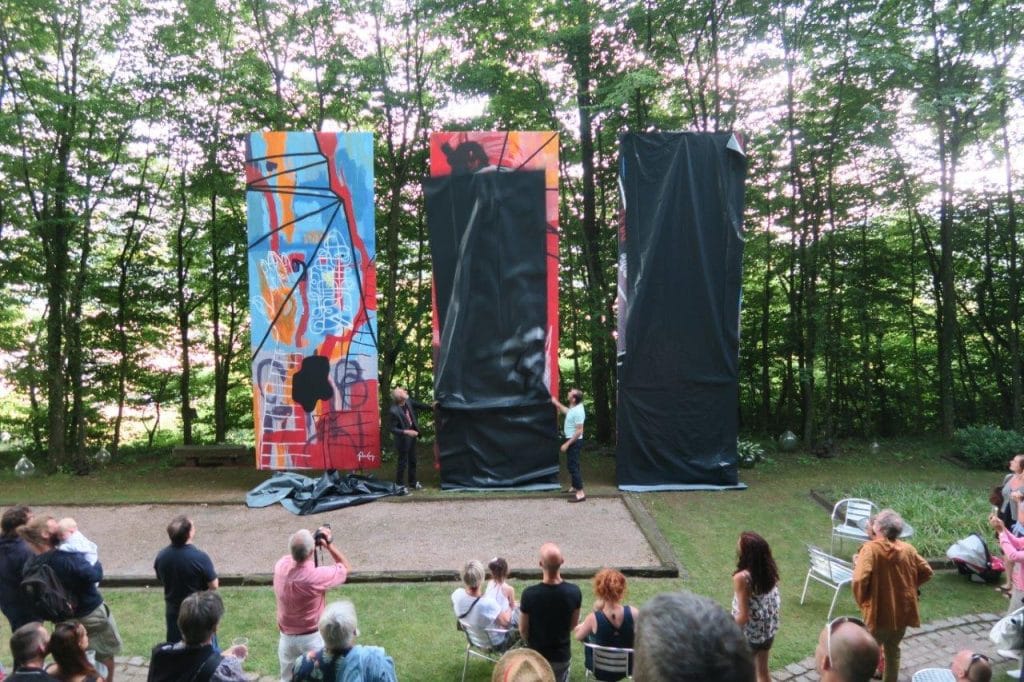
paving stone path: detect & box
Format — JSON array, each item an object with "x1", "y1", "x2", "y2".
[
  {"x1": 772, "y1": 612, "x2": 1006, "y2": 682},
  {"x1": 112, "y1": 613, "x2": 1006, "y2": 681}
]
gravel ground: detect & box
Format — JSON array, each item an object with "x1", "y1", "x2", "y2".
[{"x1": 36, "y1": 495, "x2": 662, "y2": 581}]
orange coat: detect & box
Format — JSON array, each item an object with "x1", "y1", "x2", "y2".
[{"x1": 852, "y1": 538, "x2": 933, "y2": 631}]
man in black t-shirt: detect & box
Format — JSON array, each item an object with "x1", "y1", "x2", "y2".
[
  {"x1": 519, "y1": 543, "x2": 582, "y2": 682},
  {"x1": 153, "y1": 516, "x2": 219, "y2": 643}
]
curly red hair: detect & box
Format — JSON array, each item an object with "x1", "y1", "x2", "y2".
[{"x1": 593, "y1": 568, "x2": 627, "y2": 603}]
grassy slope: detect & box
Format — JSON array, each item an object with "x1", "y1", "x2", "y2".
[{"x1": 0, "y1": 438, "x2": 1009, "y2": 680}]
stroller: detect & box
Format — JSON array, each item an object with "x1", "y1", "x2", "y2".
[{"x1": 947, "y1": 533, "x2": 1005, "y2": 583}]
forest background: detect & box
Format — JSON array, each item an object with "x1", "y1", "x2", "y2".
[{"x1": 1, "y1": 0, "x2": 1021, "y2": 472}]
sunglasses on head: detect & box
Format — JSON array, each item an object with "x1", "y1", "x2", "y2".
[
  {"x1": 961, "y1": 653, "x2": 990, "y2": 678},
  {"x1": 826, "y1": 616, "x2": 867, "y2": 663}
]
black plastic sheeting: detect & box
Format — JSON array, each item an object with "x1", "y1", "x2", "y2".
[
  {"x1": 245, "y1": 471, "x2": 407, "y2": 515},
  {"x1": 425, "y1": 170, "x2": 559, "y2": 489},
  {"x1": 616, "y1": 132, "x2": 747, "y2": 490}
]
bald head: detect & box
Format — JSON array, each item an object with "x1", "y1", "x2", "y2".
[
  {"x1": 952, "y1": 650, "x2": 992, "y2": 682},
  {"x1": 539, "y1": 543, "x2": 563, "y2": 575},
  {"x1": 815, "y1": 621, "x2": 879, "y2": 682}
]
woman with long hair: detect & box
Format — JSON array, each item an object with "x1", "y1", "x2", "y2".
[
  {"x1": 732, "y1": 531, "x2": 780, "y2": 682},
  {"x1": 46, "y1": 622, "x2": 103, "y2": 682}
]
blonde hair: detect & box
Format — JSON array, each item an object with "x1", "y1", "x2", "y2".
[{"x1": 491, "y1": 648, "x2": 555, "y2": 682}]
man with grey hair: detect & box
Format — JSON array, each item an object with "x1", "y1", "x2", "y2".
[
  {"x1": 8, "y1": 621, "x2": 59, "y2": 681},
  {"x1": 388, "y1": 386, "x2": 431, "y2": 490},
  {"x1": 633, "y1": 591, "x2": 752, "y2": 681},
  {"x1": 451, "y1": 559, "x2": 515, "y2": 648},
  {"x1": 291, "y1": 600, "x2": 396, "y2": 682},
  {"x1": 852, "y1": 509, "x2": 933, "y2": 682},
  {"x1": 273, "y1": 526, "x2": 351, "y2": 681}
]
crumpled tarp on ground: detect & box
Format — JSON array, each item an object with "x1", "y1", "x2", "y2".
[{"x1": 245, "y1": 471, "x2": 406, "y2": 515}]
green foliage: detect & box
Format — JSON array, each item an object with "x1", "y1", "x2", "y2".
[
  {"x1": 842, "y1": 481, "x2": 991, "y2": 558},
  {"x1": 737, "y1": 439, "x2": 766, "y2": 468},
  {"x1": 955, "y1": 425, "x2": 1024, "y2": 470}
]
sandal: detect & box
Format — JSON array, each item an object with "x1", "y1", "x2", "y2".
[{"x1": 997, "y1": 586, "x2": 1012, "y2": 596}]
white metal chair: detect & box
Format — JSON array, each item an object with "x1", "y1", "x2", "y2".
[
  {"x1": 910, "y1": 668, "x2": 955, "y2": 682},
  {"x1": 458, "y1": 619, "x2": 517, "y2": 682},
  {"x1": 800, "y1": 545, "x2": 855, "y2": 621},
  {"x1": 583, "y1": 642, "x2": 633, "y2": 680},
  {"x1": 831, "y1": 498, "x2": 880, "y2": 554}
]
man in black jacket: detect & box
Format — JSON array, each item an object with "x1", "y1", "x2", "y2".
[
  {"x1": 0, "y1": 506, "x2": 34, "y2": 631},
  {"x1": 388, "y1": 387, "x2": 430, "y2": 490}
]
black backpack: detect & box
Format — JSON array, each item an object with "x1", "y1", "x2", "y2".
[{"x1": 20, "y1": 553, "x2": 76, "y2": 622}]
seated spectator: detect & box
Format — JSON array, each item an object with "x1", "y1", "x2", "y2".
[
  {"x1": 574, "y1": 568, "x2": 637, "y2": 681},
  {"x1": 45, "y1": 622, "x2": 103, "y2": 682},
  {"x1": 452, "y1": 560, "x2": 515, "y2": 649},
  {"x1": 486, "y1": 557, "x2": 519, "y2": 625},
  {"x1": 8, "y1": 622, "x2": 59, "y2": 681},
  {"x1": 291, "y1": 600, "x2": 396, "y2": 682},
  {"x1": 814, "y1": 617, "x2": 880, "y2": 682},
  {"x1": 633, "y1": 591, "x2": 752, "y2": 682},
  {"x1": 951, "y1": 650, "x2": 991, "y2": 682},
  {"x1": 147, "y1": 591, "x2": 247, "y2": 682},
  {"x1": 491, "y1": 648, "x2": 555, "y2": 682}
]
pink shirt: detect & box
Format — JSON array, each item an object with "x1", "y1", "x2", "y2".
[
  {"x1": 273, "y1": 555, "x2": 348, "y2": 634},
  {"x1": 999, "y1": 530, "x2": 1024, "y2": 591}
]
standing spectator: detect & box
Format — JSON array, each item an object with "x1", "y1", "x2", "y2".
[
  {"x1": 852, "y1": 509, "x2": 933, "y2": 682},
  {"x1": 632, "y1": 591, "x2": 753, "y2": 682},
  {"x1": 8, "y1": 622, "x2": 60, "y2": 681},
  {"x1": 519, "y1": 543, "x2": 582, "y2": 682},
  {"x1": 552, "y1": 389, "x2": 586, "y2": 502},
  {"x1": 18, "y1": 517, "x2": 122, "y2": 682},
  {"x1": 388, "y1": 387, "x2": 430, "y2": 490},
  {"x1": 45, "y1": 622, "x2": 103, "y2": 682},
  {"x1": 273, "y1": 527, "x2": 350, "y2": 682},
  {"x1": 0, "y1": 506, "x2": 34, "y2": 631},
  {"x1": 148, "y1": 591, "x2": 248, "y2": 682},
  {"x1": 989, "y1": 513, "x2": 1024, "y2": 613},
  {"x1": 153, "y1": 516, "x2": 219, "y2": 643},
  {"x1": 291, "y1": 601, "x2": 396, "y2": 682},
  {"x1": 998, "y1": 454, "x2": 1024, "y2": 596},
  {"x1": 732, "y1": 532, "x2": 781, "y2": 682},
  {"x1": 574, "y1": 568, "x2": 638, "y2": 681},
  {"x1": 813, "y1": 617, "x2": 880, "y2": 682}
]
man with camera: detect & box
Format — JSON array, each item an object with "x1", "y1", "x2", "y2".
[{"x1": 273, "y1": 526, "x2": 350, "y2": 682}]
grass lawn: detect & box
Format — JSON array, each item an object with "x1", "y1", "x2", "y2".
[{"x1": 0, "y1": 437, "x2": 1010, "y2": 680}]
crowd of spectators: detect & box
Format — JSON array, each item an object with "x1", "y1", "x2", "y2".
[{"x1": 0, "y1": 503, "x2": 997, "y2": 682}]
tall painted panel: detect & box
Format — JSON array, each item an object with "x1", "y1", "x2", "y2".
[
  {"x1": 245, "y1": 132, "x2": 379, "y2": 470},
  {"x1": 426, "y1": 132, "x2": 560, "y2": 489}
]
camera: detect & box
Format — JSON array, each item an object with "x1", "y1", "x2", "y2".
[{"x1": 313, "y1": 524, "x2": 332, "y2": 547}]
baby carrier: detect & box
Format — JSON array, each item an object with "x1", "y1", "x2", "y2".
[{"x1": 947, "y1": 533, "x2": 1004, "y2": 583}]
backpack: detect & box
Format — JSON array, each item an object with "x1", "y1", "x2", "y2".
[{"x1": 20, "y1": 553, "x2": 76, "y2": 622}]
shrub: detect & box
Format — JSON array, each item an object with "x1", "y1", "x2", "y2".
[
  {"x1": 737, "y1": 439, "x2": 765, "y2": 468},
  {"x1": 955, "y1": 425, "x2": 1024, "y2": 470}
]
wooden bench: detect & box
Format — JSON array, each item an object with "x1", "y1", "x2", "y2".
[{"x1": 170, "y1": 444, "x2": 252, "y2": 467}]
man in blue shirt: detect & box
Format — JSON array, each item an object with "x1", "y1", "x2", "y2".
[
  {"x1": 154, "y1": 516, "x2": 219, "y2": 643},
  {"x1": 553, "y1": 388, "x2": 586, "y2": 502}
]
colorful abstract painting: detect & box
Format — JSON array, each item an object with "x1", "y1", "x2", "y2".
[{"x1": 245, "y1": 132, "x2": 379, "y2": 471}]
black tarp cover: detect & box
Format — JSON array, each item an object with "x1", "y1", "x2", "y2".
[
  {"x1": 425, "y1": 170, "x2": 559, "y2": 489},
  {"x1": 245, "y1": 471, "x2": 406, "y2": 515},
  {"x1": 616, "y1": 132, "x2": 747, "y2": 490}
]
